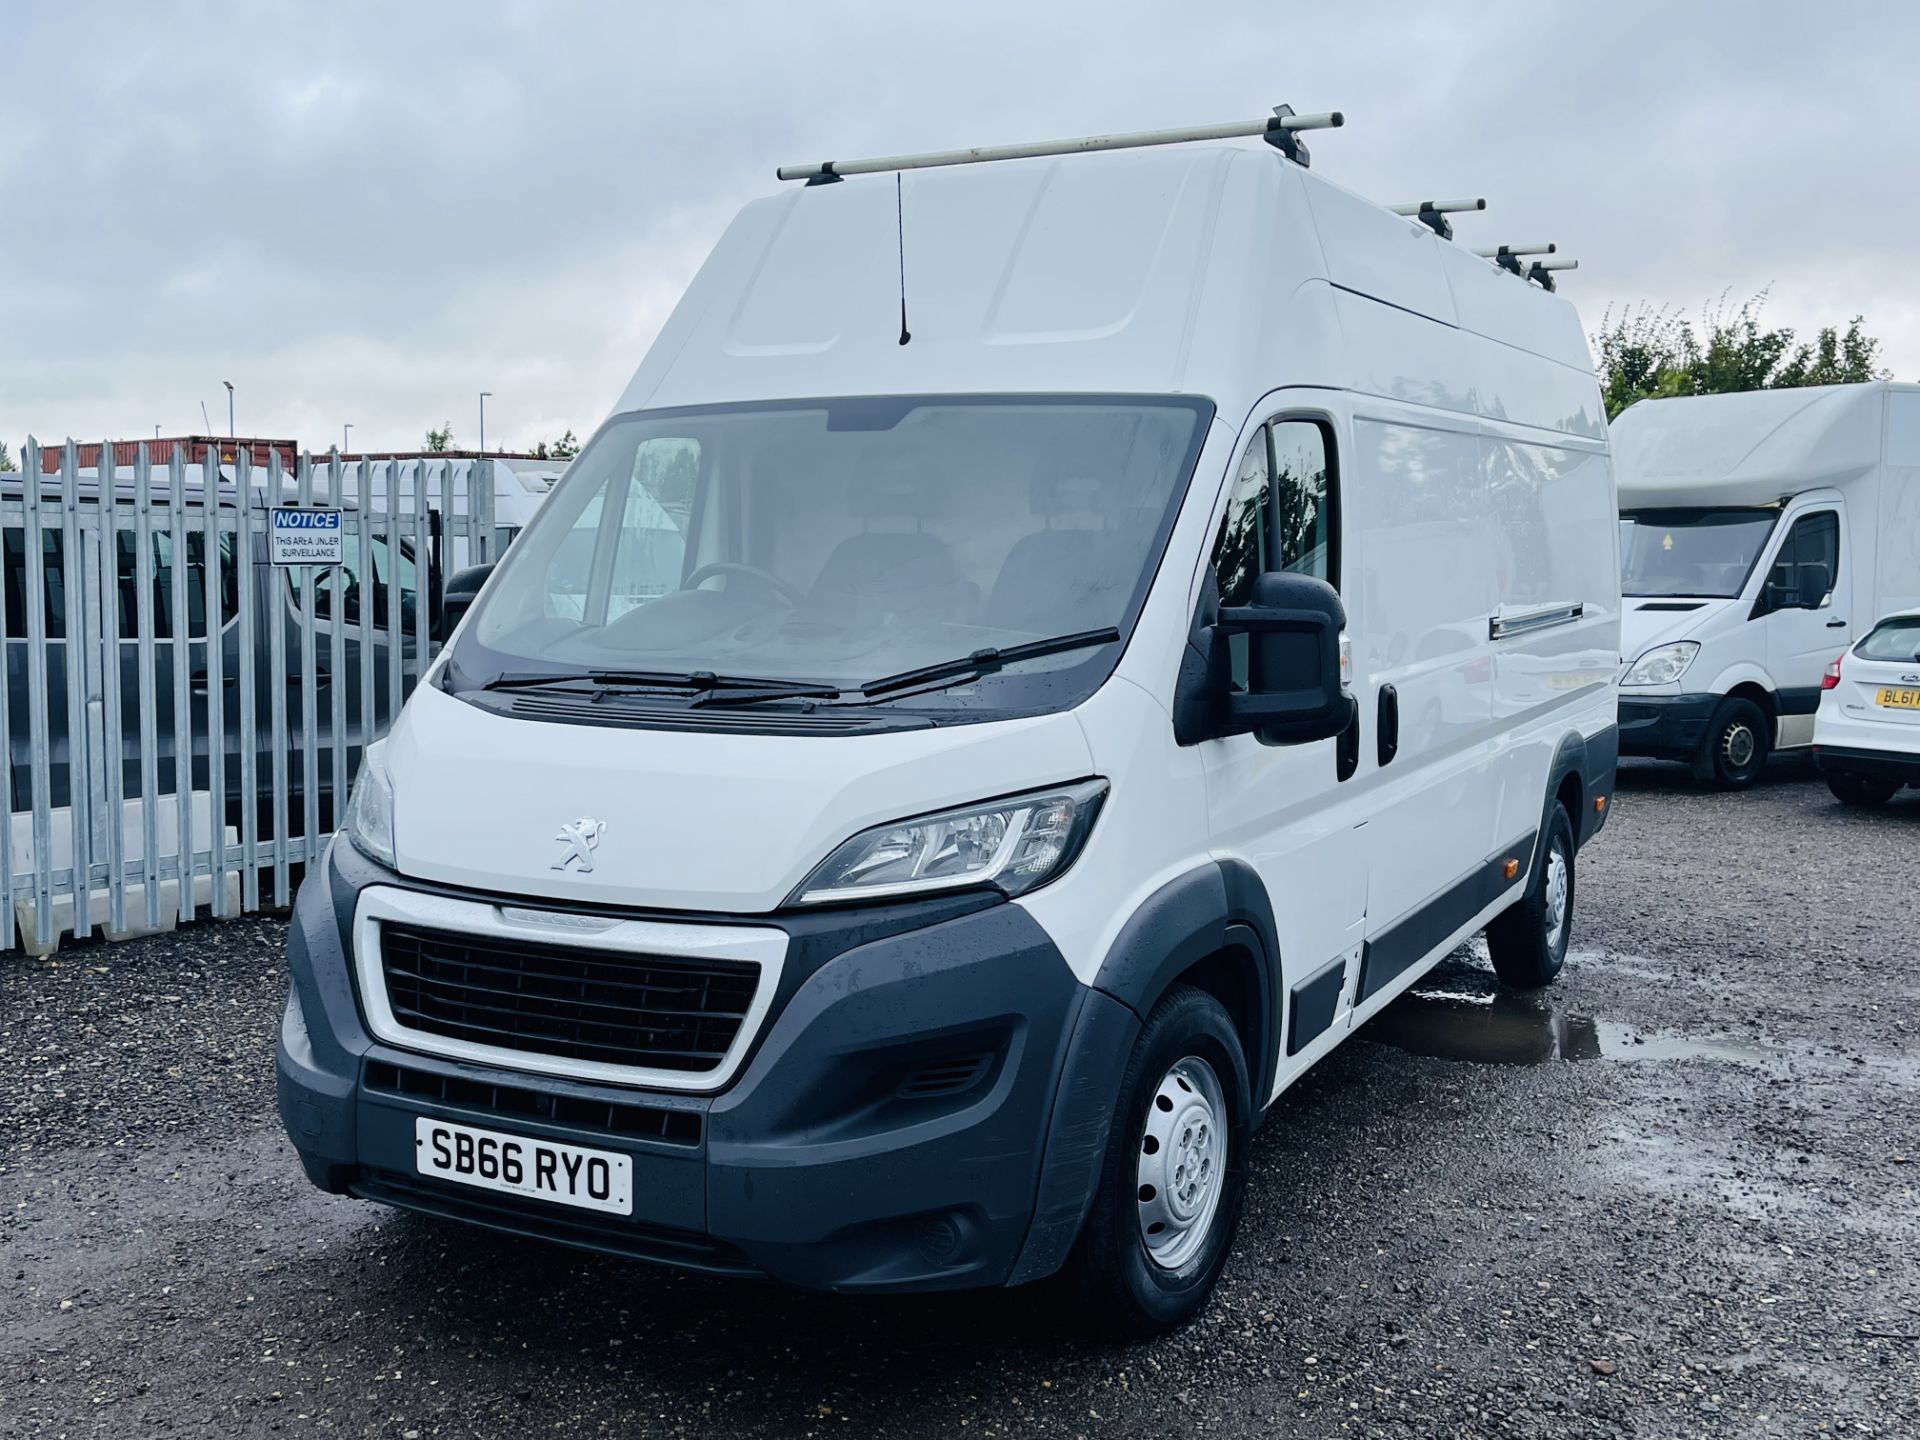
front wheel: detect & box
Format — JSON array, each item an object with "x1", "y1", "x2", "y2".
[
  {"x1": 1826, "y1": 771, "x2": 1902, "y2": 808},
  {"x1": 1691, "y1": 697, "x2": 1770, "y2": 790},
  {"x1": 1486, "y1": 804, "x2": 1576, "y2": 988},
  {"x1": 1067, "y1": 986, "x2": 1251, "y2": 1336}
]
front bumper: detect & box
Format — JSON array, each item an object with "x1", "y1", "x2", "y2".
[
  {"x1": 1617, "y1": 692, "x2": 1719, "y2": 760},
  {"x1": 277, "y1": 839, "x2": 1137, "y2": 1293}
]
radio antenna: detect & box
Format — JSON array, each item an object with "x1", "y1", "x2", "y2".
[{"x1": 895, "y1": 174, "x2": 911, "y2": 346}]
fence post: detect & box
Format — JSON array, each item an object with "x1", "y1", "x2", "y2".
[
  {"x1": 236, "y1": 451, "x2": 260, "y2": 912},
  {"x1": 97, "y1": 440, "x2": 127, "y2": 936},
  {"x1": 169, "y1": 443, "x2": 193, "y2": 924},
  {"x1": 134, "y1": 443, "x2": 161, "y2": 930}
]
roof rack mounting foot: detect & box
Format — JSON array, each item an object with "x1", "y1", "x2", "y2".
[
  {"x1": 804, "y1": 164, "x2": 842, "y2": 187},
  {"x1": 1390, "y1": 198, "x2": 1486, "y2": 242},
  {"x1": 1263, "y1": 104, "x2": 1321, "y2": 168}
]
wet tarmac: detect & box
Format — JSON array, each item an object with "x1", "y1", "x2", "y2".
[{"x1": 3, "y1": 763, "x2": 1918, "y2": 1437}]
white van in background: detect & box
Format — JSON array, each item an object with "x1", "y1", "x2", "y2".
[
  {"x1": 277, "y1": 111, "x2": 1620, "y2": 1332},
  {"x1": 344, "y1": 453, "x2": 566, "y2": 570},
  {"x1": 1614, "y1": 382, "x2": 1920, "y2": 787}
]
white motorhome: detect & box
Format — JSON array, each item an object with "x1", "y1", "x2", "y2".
[
  {"x1": 1614, "y1": 382, "x2": 1920, "y2": 786},
  {"x1": 277, "y1": 112, "x2": 1621, "y2": 1331}
]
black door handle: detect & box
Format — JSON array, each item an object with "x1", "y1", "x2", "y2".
[
  {"x1": 1336, "y1": 696, "x2": 1360, "y2": 782},
  {"x1": 1826, "y1": 618, "x2": 1847, "y2": 628},
  {"x1": 1377, "y1": 684, "x2": 1400, "y2": 767}
]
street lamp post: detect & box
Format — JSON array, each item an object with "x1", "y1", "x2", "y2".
[
  {"x1": 479, "y1": 391, "x2": 492, "y2": 454},
  {"x1": 222, "y1": 380, "x2": 234, "y2": 439}
]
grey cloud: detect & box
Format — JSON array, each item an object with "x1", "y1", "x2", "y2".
[{"x1": 3, "y1": 0, "x2": 1914, "y2": 453}]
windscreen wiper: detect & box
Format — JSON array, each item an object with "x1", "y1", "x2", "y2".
[
  {"x1": 858, "y1": 627, "x2": 1121, "y2": 699},
  {"x1": 481, "y1": 669, "x2": 843, "y2": 705},
  {"x1": 480, "y1": 669, "x2": 709, "y2": 693}
]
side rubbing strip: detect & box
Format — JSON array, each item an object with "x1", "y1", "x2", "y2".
[
  {"x1": 1287, "y1": 956, "x2": 1346, "y2": 1056},
  {"x1": 1357, "y1": 832, "x2": 1537, "y2": 1003}
]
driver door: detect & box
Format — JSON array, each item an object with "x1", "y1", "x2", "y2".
[
  {"x1": 1759, "y1": 505, "x2": 1846, "y2": 745},
  {"x1": 1198, "y1": 411, "x2": 1368, "y2": 1098}
]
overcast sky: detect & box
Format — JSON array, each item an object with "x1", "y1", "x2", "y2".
[{"x1": 3, "y1": 0, "x2": 1914, "y2": 456}]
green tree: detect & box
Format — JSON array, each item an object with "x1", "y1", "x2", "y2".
[
  {"x1": 424, "y1": 423, "x2": 454, "y2": 452},
  {"x1": 0, "y1": 440, "x2": 15, "y2": 473},
  {"x1": 527, "y1": 429, "x2": 581, "y2": 460},
  {"x1": 1593, "y1": 292, "x2": 1891, "y2": 420}
]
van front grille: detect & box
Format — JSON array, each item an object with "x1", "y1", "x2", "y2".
[{"x1": 378, "y1": 923, "x2": 761, "y2": 1075}]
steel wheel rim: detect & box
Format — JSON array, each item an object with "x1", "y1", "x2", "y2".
[
  {"x1": 1136, "y1": 1055, "x2": 1228, "y2": 1271},
  {"x1": 1543, "y1": 842, "x2": 1570, "y2": 951},
  {"x1": 1722, "y1": 722, "x2": 1756, "y2": 770}
]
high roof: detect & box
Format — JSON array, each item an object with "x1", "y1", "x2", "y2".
[
  {"x1": 611, "y1": 140, "x2": 1602, "y2": 442},
  {"x1": 1613, "y1": 382, "x2": 1916, "y2": 507}
]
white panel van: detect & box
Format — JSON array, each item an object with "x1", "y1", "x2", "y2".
[
  {"x1": 277, "y1": 115, "x2": 1621, "y2": 1332},
  {"x1": 1614, "y1": 382, "x2": 1920, "y2": 787}
]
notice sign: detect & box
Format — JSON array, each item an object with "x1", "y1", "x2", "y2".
[{"x1": 270, "y1": 507, "x2": 344, "y2": 566}]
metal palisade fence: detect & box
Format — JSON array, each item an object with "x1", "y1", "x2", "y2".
[{"x1": 1, "y1": 439, "x2": 507, "y2": 955}]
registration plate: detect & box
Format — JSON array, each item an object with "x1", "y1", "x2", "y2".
[
  {"x1": 414, "y1": 1117, "x2": 632, "y2": 1215},
  {"x1": 1875, "y1": 686, "x2": 1920, "y2": 710}
]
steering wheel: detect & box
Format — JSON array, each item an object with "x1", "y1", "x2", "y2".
[{"x1": 683, "y1": 561, "x2": 806, "y2": 608}]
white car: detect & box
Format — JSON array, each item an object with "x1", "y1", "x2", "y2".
[{"x1": 1812, "y1": 608, "x2": 1920, "y2": 806}]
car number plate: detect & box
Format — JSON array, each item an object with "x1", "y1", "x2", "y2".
[
  {"x1": 415, "y1": 1117, "x2": 632, "y2": 1215},
  {"x1": 1875, "y1": 686, "x2": 1920, "y2": 710}
]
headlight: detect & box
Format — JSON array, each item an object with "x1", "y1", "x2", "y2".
[
  {"x1": 790, "y1": 779, "x2": 1108, "y2": 905},
  {"x1": 1621, "y1": 641, "x2": 1700, "y2": 687},
  {"x1": 344, "y1": 740, "x2": 397, "y2": 868}
]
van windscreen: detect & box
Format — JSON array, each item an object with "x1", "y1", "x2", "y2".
[
  {"x1": 1619, "y1": 508, "x2": 1779, "y2": 599},
  {"x1": 451, "y1": 395, "x2": 1210, "y2": 717}
]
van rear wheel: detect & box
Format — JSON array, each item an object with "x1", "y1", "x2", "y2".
[
  {"x1": 1486, "y1": 804, "x2": 1575, "y2": 989},
  {"x1": 1067, "y1": 985, "x2": 1250, "y2": 1336},
  {"x1": 1691, "y1": 697, "x2": 1769, "y2": 790},
  {"x1": 1826, "y1": 771, "x2": 1902, "y2": 808}
]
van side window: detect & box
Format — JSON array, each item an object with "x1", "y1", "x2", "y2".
[
  {"x1": 1212, "y1": 431, "x2": 1271, "y2": 610},
  {"x1": 4, "y1": 528, "x2": 239, "y2": 640},
  {"x1": 296, "y1": 534, "x2": 417, "y2": 626},
  {"x1": 1761, "y1": 510, "x2": 1839, "y2": 612},
  {"x1": 136, "y1": 530, "x2": 241, "y2": 638},
  {"x1": 3, "y1": 530, "x2": 68, "y2": 639},
  {"x1": 1270, "y1": 420, "x2": 1336, "y2": 585},
  {"x1": 607, "y1": 439, "x2": 696, "y2": 620},
  {"x1": 1209, "y1": 419, "x2": 1340, "y2": 687}
]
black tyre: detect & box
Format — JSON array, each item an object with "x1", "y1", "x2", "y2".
[
  {"x1": 1486, "y1": 803, "x2": 1576, "y2": 989},
  {"x1": 1690, "y1": 697, "x2": 1770, "y2": 790},
  {"x1": 1826, "y1": 771, "x2": 1902, "y2": 808},
  {"x1": 1068, "y1": 986, "x2": 1251, "y2": 1336}
]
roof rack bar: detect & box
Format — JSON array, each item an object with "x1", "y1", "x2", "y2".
[
  {"x1": 776, "y1": 106, "x2": 1344, "y2": 184},
  {"x1": 1473, "y1": 243, "x2": 1556, "y2": 258},
  {"x1": 1390, "y1": 197, "x2": 1485, "y2": 241},
  {"x1": 1527, "y1": 257, "x2": 1577, "y2": 292}
]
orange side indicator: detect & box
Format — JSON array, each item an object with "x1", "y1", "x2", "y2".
[
  {"x1": 1502, "y1": 858, "x2": 1520, "y2": 880},
  {"x1": 1594, "y1": 795, "x2": 1608, "y2": 813}
]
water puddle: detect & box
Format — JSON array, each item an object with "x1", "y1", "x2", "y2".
[{"x1": 1361, "y1": 987, "x2": 1796, "y2": 1071}]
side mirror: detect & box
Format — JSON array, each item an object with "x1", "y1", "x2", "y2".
[
  {"x1": 1215, "y1": 572, "x2": 1353, "y2": 745},
  {"x1": 1797, "y1": 563, "x2": 1832, "y2": 610},
  {"x1": 436, "y1": 562, "x2": 497, "y2": 642}
]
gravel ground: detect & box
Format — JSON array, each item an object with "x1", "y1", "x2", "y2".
[{"x1": 3, "y1": 759, "x2": 1917, "y2": 1438}]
